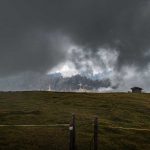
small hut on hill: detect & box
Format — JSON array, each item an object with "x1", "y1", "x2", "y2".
[{"x1": 131, "y1": 87, "x2": 143, "y2": 93}]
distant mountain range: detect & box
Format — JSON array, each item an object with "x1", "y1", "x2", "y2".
[
  {"x1": 0, "y1": 72, "x2": 114, "y2": 91},
  {"x1": 48, "y1": 73, "x2": 111, "y2": 91}
]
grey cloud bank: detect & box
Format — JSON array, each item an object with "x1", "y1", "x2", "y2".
[{"x1": 0, "y1": 0, "x2": 150, "y2": 91}]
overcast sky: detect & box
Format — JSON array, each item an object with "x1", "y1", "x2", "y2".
[{"x1": 0, "y1": 0, "x2": 150, "y2": 91}]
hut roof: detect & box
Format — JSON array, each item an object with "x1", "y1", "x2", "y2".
[{"x1": 131, "y1": 87, "x2": 143, "y2": 90}]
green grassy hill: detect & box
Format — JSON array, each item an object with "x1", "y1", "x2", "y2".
[{"x1": 0, "y1": 92, "x2": 150, "y2": 150}]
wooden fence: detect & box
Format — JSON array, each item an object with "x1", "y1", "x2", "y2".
[{"x1": 69, "y1": 114, "x2": 98, "y2": 150}]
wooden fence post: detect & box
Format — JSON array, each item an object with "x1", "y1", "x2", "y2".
[
  {"x1": 94, "y1": 117, "x2": 98, "y2": 150},
  {"x1": 69, "y1": 114, "x2": 76, "y2": 150}
]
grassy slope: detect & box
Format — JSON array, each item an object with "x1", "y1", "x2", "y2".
[{"x1": 0, "y1": 91, "x2": 149, "y2": 150}]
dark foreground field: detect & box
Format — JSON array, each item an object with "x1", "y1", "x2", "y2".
[{"x1": 0, "y1": 92, "x2": 150, "y2": 150}]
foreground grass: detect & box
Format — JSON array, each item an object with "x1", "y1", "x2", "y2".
[{"x1": 0, "y1": 91, "x2": 150, "y2": 150}]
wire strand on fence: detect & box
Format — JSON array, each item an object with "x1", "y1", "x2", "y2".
[
  {"x1": 106, "y1": 126, "x2": 150, "y2": 131},
  {"x1": 0, "y1": 124, "x2": 69, "y2": 127},
  {"x1": 0, "y1": 124, "x2": 149, "y2": 131}
]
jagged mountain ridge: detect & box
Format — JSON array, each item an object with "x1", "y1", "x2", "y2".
[
  {"x1": 49, "y1": 74, "x2": 111, "y2": 91},
  {"x1": 0, "y1": 72, "x2": 112, "y2": 91}
]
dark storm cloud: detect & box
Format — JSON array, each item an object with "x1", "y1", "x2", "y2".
[{"x1": 0, "y1": 0, "x2": 150, "y2": 76}]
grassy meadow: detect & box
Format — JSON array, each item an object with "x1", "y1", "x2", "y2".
[{"x1": 0, "y1": 91, "x2": 150, "y2": 150}]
